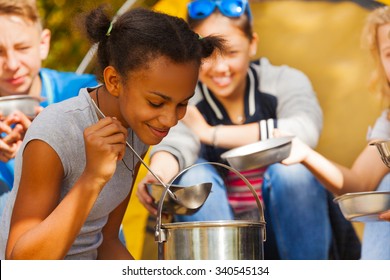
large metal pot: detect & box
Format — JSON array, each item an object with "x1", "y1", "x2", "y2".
[{"x1": 154, "y1": 162, "x2": 266, "y2": 260}]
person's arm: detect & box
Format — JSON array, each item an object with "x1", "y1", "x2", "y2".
[
  {"x1": 136, "y1": 151, "x2": 179, "y2": 216},
  {"x1": 150, "y1": 121, "x2": 201, "y2": 170},
  {"x1": 260, "y1": 58, "x2": 323, "y2": 148},
  {"x1": 181, "y1": 106, "x2": 260, "y2": 149},
  {"x1": 6, "y1": 140, "x2": 96, "y2": 259},
  {"x1": 6, "y1": 117, "x2": 127, "y2": 259},
  {"x1": 283, "y1": 137, "x2": 389, "y2": 195}
]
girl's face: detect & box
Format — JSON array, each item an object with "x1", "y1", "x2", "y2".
[
  {"x1": 193, "y1": 13, "x2": 257, "y2": 100},
  {"x1": 378, "y1": 22, "x2": 390, "y2": 82},
  {"x1": 113, "y1": 56, "x2": 198, "y2": 145}
]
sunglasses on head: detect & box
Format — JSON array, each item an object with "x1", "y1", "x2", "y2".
[{"x1": 187, "y1": 0, "x2": 252, "y2": 21}]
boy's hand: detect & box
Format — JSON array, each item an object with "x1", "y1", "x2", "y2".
[{"x1": 0, "y1": 111, "x2": 33, "y2": 162}]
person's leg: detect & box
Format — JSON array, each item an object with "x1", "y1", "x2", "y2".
[
  {"x1": 262, "y1": 163, "x2": 332, "y2": 259},
  {"x1": 262, "y1": 183, "x2": 281, "y2": 260},
  {"x1": 361, "y1": 173, "x2": 390, "y2": 260},
  {"x1": 174, "y1": 159, "x2": 234, "y2": 222}
]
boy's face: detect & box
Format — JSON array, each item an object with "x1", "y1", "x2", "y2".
[{"x1": 0, "y1": 15, "x2": 50, "y2": 97}]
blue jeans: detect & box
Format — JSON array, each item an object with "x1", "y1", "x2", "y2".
[
  {"x1": 262, "y1": 163, "x2": 331, "y2": 259},
  {"x1": 174, "y1": 159, "x2": 332, "y2": 260},
  {"x1": 174, "y1": 158, "x2": 234, "y2": 221},
  {"x1": 361, "y1": 173, "x2": 390, "y2": 260}
]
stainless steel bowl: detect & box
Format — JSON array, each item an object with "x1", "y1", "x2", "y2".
[
  {"x1": 334, "y1": 191, "x2": 390, "y2": 222},
  {"x1": 220, "y1": 136, "x2": 293, "y2": 171},
  {"x1": 146, "y1": 182, "x2": 212, "y2": 215},
  {"x1": 0, "y1": 95, "x2": 40, "y2": 117}
]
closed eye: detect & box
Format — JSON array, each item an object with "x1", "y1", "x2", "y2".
[{"x1": 148, "y1": 101, "x2": 163, "y2": 108}]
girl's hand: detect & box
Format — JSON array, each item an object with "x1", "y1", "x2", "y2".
[
  {"x1": 379, "y1": 210, "x2": 390, "y2": 222},
  {"x1": 83, "y1": 117, "x2": 128, "y2": 186},
  {"x1": 281, "y1": 136, "x2": 311, "y2": 165}
]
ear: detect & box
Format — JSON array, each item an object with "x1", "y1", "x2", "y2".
[
  {"x1": 103, "y1": 66, "x2": 121, "y2": 97},
  {"x1": 39, "y1": 28, "x2": 51, "y2": 60},
  {"x1": 249, "y1": 32, "x2": 258, "y2": 57}
]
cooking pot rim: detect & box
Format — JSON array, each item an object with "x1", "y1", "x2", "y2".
[{"x1": 162, "y1": 220, "x2": 266, "y2": 229}]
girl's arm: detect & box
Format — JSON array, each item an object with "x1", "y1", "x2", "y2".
[
  {"x1": 6, "y1": 117, "x2": 127, "y2": 259},
  {"x1": 283, "y1": 137, "x2": 389, "y2": 195},
  {"x1": 6, "y1": 140, "x2": 103, "y2": 259},
  {"x1": 181, "y1": 106, "x2": 260, "y2": 149},
  {"x1": 136, "y1": 151, "x2": 179, "y2": 216}
]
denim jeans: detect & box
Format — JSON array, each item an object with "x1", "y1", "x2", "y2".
[
  {"x1": 361, "y1": 173, "x2": 390, "y2": 260},
  {"x1": 262, "y1": 163, "x2": 331, "y2": 259},
  {"x1": 174, "y1": 159, "x2": 332, "y2": 260},
  {"x1": 174, "y1": 158, "x2": 234, "y2": 222}
]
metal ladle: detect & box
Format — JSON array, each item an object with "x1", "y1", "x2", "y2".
[
  {"x1": 370, "y1": 140, "x2": 390, "y2": 168},
  {"x1": 91, "y1": 99, "x2": 211, "y2": 208}
]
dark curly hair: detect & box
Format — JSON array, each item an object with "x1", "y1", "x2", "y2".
[{"x1": 81, "y1": 6, "x2": 224, "y2": 83}]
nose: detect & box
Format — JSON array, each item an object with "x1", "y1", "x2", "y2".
[
  {"x1": 213, "y1": 55, "x2": 230, "y2": 74},
  {"x1": 159, "y1": 108, "x2": 179, "y2": 128},
  {"x1": 3, "y1": 51, "x2": 20, "y2": 71}
]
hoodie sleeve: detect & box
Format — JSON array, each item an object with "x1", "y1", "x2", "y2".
[
  {"x1": 150, "y1": 121, "x2": 200, "y2": 170},
  {"x1": 258, "y1": 58, "x2": 323, "y2": 148}
]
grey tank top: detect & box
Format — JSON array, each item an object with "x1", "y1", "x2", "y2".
[{"x1": 0, "y1": 88, "x2": 148, "y2": 259}]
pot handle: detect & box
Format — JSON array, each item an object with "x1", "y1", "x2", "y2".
[{"x1": 155, "y1": 161, "x2": 266, "y2": 243}]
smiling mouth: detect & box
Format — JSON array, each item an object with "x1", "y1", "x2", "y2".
[
  {"x1": 212, "y1": 76, "x2": 231, "y2": 87},
  {"x1": 6, "y1": 76, "x2": 25, "y2": 86},
  {"x1": 149, "y1": 125, "x2": 169, "y2": 138}
]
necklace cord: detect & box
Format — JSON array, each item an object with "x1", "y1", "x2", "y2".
[{"x1": 96, "y1": 86, "x2": 100, "y2": 107}]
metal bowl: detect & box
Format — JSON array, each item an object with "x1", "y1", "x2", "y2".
[
  {"x1": 220, "y1": 136, "x2": 294, "y2": 171},
  {"x1": 334, "y1": 191, "x2": 390, "y2": 222},
  {"x1": 0, "y1": 95, "x2": 40, "y2": 117},
  {"x1": 146, "y1": 182, "x2": 212, "y2": 215}
]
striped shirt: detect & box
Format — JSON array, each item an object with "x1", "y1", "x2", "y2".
[{"x1": 225, "y1": 167, "x2": 267, "y2": 213}]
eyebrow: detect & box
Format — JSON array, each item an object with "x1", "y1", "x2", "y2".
[{"x1": 149, "y1": 91, "x2": 195, "y2": 103}]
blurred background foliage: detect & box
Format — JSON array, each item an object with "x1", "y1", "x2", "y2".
[
  {"x1": 37, "y1": 0, "x2": 384, "y2": 73},
  {"x1": 36, "y1": 0, "x2": 158, "y2": 73}
]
